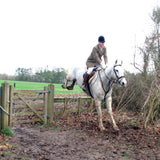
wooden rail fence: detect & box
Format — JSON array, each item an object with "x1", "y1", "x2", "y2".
[{"x1": 0, "y1": 82, "x2": 93, "y2": 130}]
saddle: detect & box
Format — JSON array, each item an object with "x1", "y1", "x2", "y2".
[{"x1": 83, "y1": 67, "x2": 101, "y2": 97}]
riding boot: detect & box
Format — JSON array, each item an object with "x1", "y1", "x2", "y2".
[{"x1": 82, "y1": 73, "x2": 90, "y2": 91}]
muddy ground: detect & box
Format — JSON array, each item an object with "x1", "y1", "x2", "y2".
[{"x1": 0, "y1": 110, "x2": 160, "y2": 160}]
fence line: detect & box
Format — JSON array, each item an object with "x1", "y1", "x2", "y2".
[{"x1": 0, "y1": 82, "x2": 93, "y2": 130}]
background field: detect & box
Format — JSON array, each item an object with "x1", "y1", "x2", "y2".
[{"x1": 0, "y1": 80, "x2": 83, "y2": 94}]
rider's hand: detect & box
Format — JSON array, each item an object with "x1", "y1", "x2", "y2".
[
  {"x1": 101, "y1": 64, "x2": 106, "y2": 69},
  {"x1": 105, "y1": 63, "x2": 108, "y2": 68}
]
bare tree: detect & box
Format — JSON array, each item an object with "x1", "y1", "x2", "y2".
[
  {"x1": 142, "y1": 7, "x2": 160, "y2": 127},
  {"x1": 133, "y1": 40, "x2": 150, "y2": 79},
  {"x1": 150, "y1": 7, "x2": 160, "y2": 74},
  {"x1": 132, "y1": 7, "x2": 160, "y2": 127}
]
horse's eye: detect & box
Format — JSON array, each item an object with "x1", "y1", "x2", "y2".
[{"x1": 115, "y1": 69, "x2": 118, "y2": 73}]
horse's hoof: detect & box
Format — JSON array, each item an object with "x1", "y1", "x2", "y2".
[
  {"x1": 67, "y1": 86, "x2": 73, "y2": 90},
  {"x1": 99, "y1": 126, "x2": 106, "y2": 131},
  {"x1": 62, "y1": 85, "x2": 66, "y2": 89},
  {"x1": 113, "y1": 126, "x2": 119, "y2": 131}
]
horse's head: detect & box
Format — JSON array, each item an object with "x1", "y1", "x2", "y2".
[{"x1": 112, "y1": 60, "x2": 127, "y2": 87}]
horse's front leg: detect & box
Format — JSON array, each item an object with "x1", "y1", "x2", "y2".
[
  {"x1": 106, "y1": 96, "x2": 119, "y2": 131},
  {"x1": 95, "y1": 99, "x2": 105, "y2": 131}
]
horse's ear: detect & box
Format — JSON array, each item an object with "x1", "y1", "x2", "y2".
[{"x1": 115, "y1": 60, "x2": 118, "y2": 64}]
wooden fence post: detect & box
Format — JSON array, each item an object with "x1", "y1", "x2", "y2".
[
  {"x1": 47, "y1": 84, "x2": 54, "y2": 124},
  {"x1": 89, "y1": 98, "x2": 94, "y2": 111},
  {"x1": 63, "y1": 97, "x2": 68, "y2": 114},
  {"x1": 0, "y1": 87, "x2": 1, "y2": 130},
  {"x1": 1, "y1": 82, "x2": 9, "y2": 129},
  {"x1": 78, "y1": 97, "x2": 81, "y2": 115},
  {"x1": 44, "y1": 86, "x2": 48, "y2": 124},
  {"x1": 9, "y1": 85, "x2": 13, "y2": 126}
]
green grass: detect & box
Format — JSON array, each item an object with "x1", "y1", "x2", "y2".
[
  {"x1": 0, "y1": 126, "x2": 14, "y2": 137},
  {"x1": 0, "y1": 80, "x2": 83, "y2": 94}
]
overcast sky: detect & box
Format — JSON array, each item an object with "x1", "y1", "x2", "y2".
[{"x1": 0, "y1": 0, "x2": 159, "y2": 75}]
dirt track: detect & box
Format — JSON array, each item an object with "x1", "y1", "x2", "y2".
[{"x1": 1, "y1": 111, "x2": 160, "y2": 160}]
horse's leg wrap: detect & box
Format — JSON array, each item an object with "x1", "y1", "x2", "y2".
[{"x1": 67, "y1": 79, "x2": 76, "y2": 90}]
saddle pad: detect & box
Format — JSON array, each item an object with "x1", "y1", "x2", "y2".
[{"x1": 88, "y1": 67, "x2": 101, "y2": 84}]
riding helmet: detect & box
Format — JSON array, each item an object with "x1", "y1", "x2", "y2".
[{"x1": 98, "y1": 36, "x2": 105, "y2": 43}]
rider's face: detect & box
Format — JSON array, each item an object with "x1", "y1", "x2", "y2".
[{"x1": 99, "y1": 42, "x2": 105, "y2": 48}]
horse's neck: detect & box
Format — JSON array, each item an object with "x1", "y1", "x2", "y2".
[
  {"x1": 104, "y1": 67, "x2": 114, "y2": 78},
  {"x1": 100, "y1": 67, "x2": 115, "y2": 89},
  {"x1": 103, "y1": 67, "x2": 115, "y2": 81}
]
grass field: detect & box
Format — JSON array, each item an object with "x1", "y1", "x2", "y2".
[{"x1": 0, "y1": 80, "x2": 83, "y2": 94}]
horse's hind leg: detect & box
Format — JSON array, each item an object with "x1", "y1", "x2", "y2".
[
  {"x1": 62, "y1": 79, "x2": 68, "y2": 89},
  {"x1": 67, "y1": 79, "x2": 76, "y2": 90},
  {"x1": 106, "y1": 96, "x2": 119, "y2": 131},
  {"x1": 95, "y1": 99, "x2": 105, "y2": 131}
]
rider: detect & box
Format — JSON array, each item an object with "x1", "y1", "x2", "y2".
[{"x1": 82, "y1": 35, "x2": 108, "y2": 91}]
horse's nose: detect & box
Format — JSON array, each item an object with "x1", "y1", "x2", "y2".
[{"x1": 122, "y1": 81, "x2": 126, "y2": 87}]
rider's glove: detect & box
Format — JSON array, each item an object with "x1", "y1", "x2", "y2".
[{"x1": 101, "y1": 62, "x2": 107, "y2": 69}]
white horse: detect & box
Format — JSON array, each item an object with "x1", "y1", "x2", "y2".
[{"x1": 62, "y1": 61, "x2": 127, "y2": 131}]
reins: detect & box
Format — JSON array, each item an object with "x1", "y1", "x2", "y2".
[{"x1": 98, "y1": 69, "x2": 114, "y2": 98}]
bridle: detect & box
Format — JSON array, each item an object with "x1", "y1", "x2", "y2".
[
  {"x1": 98, "y1": 64, "x2": 125, "y2": 98},
  {"x1": 113, "y1": 64, "x2": 125, "y2": 85}
]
